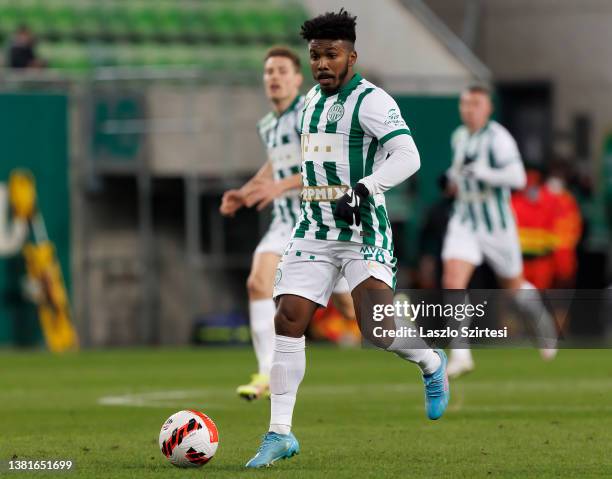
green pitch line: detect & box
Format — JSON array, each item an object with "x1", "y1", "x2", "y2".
[{"x1": 0, "y1": 347, "x2": 611, "y2": 478}]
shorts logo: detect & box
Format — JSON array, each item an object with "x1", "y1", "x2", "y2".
[
  {"x1": 326, "y1": 102, "x2": 345, "y2": 124},
  {"x1": 274, "y1": 268, "x2": 282, "y2": 286}
]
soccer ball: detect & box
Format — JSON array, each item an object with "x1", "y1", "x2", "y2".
[{"x1": 159, "y1": 410, "x2": 219, "y2": 468}]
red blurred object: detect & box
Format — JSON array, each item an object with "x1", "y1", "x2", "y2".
[
  {"x1": 512, "y1": 171, "x2": 582, "y2": 289},
  {"x1": 310, "y1": 302, "x2": 360, "y2": 346}
]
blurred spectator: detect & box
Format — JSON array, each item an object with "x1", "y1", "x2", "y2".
[
  {"x1": 512, "y1": 162, "x2": 582, "y2": 335},
  {"x1": 512, "y1": 168, "x2": 557, "y2": 289},
  {"x1": 512, "y1": 164, "x2": 582, "y2": 291},
  {"x1": 545, "y1": 160, "x2": 583, "y2": 289},
  {"x1": 7, "y1": 25, "x2": 46, "y2": 69}
]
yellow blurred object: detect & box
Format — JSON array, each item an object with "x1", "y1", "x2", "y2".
[
  {"x1": 23, "y1": 240, "x2": 79, "y2": 353},
  {"x1": 9, "y1": 169, "x2": 37, "y2": 219}
]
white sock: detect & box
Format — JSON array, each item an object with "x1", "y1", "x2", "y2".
[
  {"x1": 448, "y1": 291, "x2": 472, "y2": 352},
  {"x1": 449, "y1": 347, "x2": 473, "y2": 363},
  {"x1": 518, "y1": 281, "x2": 558, "y2": 349},
  {"x1": 269, "y1": 335, "x2": 305, "y2": 435},
  {"x1": 249, "y1": 299, "x2": 276, "y2": 376},
  {"x1": 389, "y1": 335, "x2": 441, "y2": 376}
]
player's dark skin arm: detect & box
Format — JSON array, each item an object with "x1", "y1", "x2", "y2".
[{"x1": 275, "y1": 277, "x2": 395, "y2": 349}]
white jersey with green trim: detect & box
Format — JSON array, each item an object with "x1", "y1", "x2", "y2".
[
  {"x1": 294, "y1": 73, "x2": 412, "y2": 250},
  {"x1": 256, "y1": 95, "x2": 304, "y2": 226},
  {"x1": 448, "y1": 120, "x2": 523, "y2": 233}
]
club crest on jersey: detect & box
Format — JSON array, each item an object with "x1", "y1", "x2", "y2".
[{"x1": 326, "y1": 102, "x2": 345, "y2": 124}]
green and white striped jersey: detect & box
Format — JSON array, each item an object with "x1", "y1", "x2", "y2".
[
  {"x1": 295, "y1": 73, "x2": 411, "y2": 250},
  {"x1": 256, "y1": 95, "x2": 304, "y2": 225},
  {"x1": 449, "y1": 120, "x2": 523, "y2": 233}
]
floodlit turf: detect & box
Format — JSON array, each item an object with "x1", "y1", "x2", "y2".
[{"x1": 1, "y1": 346, "x2": 611, "y2": 478}]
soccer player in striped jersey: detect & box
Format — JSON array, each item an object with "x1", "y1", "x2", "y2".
[
  {"x1": 220, "y1": 47, "x2": 355, "y2": 401},
  {"x1": 245, "y1": 10, "x2": 449, "y2": 468},
  {"x1": 442, "y1": 85, "x2": 558, "y2": 378}
]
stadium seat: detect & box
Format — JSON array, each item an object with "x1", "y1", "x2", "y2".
[
  {"x1": 0, "y1": 4, "x2": 21, "y2": 38},
  {"x1": 0, "y1": 0, "x2": 310, "y2": 72},
  {"x1": 207, "y1": 8, "x2": 240, "y2": 44},
  {"x1": 48, "y1": 4, "x2": 77, "y2": 42}
]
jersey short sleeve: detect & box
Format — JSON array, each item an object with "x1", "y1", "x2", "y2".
[
  {"x1": 359, "y1": 89, "x2": 412, "y2": 146},
  {"x1": 490, "y1": 126, "x2": 521, "y2": 167}
]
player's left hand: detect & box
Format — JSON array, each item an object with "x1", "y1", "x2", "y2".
[
  {"x1": 463, "y1": 162, "x2": 490, "y2": 182},
  {"x1": 334, "y1": 183, "x2": 369, "y2": 226},
  {"x1": 243, "y1": 178, "x2": 282, "y2": 211}
]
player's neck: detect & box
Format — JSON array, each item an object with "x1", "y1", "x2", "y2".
[
  {"x1": 321, "y1": 71, "x2": 360, "y2": 96},
  {"x1": 467, "y1": 120, "x2": 489, "y2": 134},
  {"x1": 272, "y1": 95, "x2": 298, "y2": 116}
]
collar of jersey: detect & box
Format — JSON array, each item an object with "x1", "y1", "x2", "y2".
[
  {"x1": 319, "y1": 73, "x2": 362, "y2": 98},
  {"x1": 469, "y1": 120, "x2": 491, "y2": 138},
  {"x1": 276, "y1": 95, "x2": 301, "y2": 118}
]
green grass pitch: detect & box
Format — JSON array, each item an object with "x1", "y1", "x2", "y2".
[{"x1": 1, "y1": 347, "x2": 611, "y2": 478}]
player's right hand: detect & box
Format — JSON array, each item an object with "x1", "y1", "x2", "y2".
[{"x1": 219, "y1": 189, "x2": 244, "y2": 217}]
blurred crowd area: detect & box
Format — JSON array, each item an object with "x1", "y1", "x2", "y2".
[{"x1": 1, "y1": 0, "x2": 612, "y2": 347}]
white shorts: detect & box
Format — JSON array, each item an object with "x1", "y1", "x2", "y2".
[
  {"x1": 254, "y1": 218, "x2": 293, "y2": 256},
  {"x1": 255, "y1": 221, "x2": 350, "y2": 294},
  {"x1": 273, "y1": 238, "x2": 397, "y2": 307},
  {"x1": 441, "y1": 214, "x2": 523, "y2": 279}
]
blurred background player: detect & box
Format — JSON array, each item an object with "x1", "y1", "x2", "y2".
[
  {"x1": 220, "y1": 46, "x2": 355, "y2": 401},
  {"x1": 442, "y1": 85, "x2": 558, "y2": 378},
  {"x1": 246, "y1": 10, "x2": 448, "y2": 468}
]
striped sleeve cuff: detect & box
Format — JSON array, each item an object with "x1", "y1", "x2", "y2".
[{"x1": 379, "y1": 128, "x2": 412, "y2": 146}]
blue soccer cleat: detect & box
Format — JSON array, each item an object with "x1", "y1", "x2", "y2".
[
  {"x1": 422, "y1": 349, "x2": 450, "y2": 420},
  {"x1": 245, "y1": 431, "x2": 300, "y2": 468}
]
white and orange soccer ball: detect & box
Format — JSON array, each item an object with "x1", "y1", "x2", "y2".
[{"x1": 159, "y1": 410, "x2": 219, "y2": 468}]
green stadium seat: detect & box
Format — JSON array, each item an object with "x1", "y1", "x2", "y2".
[
  {"x1": 42, "y1": 41, "x2": 91, "y2": 71},
  {"x1": 207, "y1": 8, "x2": 239, "y2": 44},
  {"x1": 233, "y1": 9, "x2": 264, "y2": 45},
  {"x1": 76, "y1": 6, "x2": 104, "y2": 41},
  {"x1": 0, "y1": 0, "x2": 311, "y2": 73},
  {"x1": 0, "y1": 5, "x2": 23, "y2": 38},
  {"x1": 103, "y1": 5, "x2": 131, "y2": 42},
  {"x1": 21, "y1": 5, "x2": 51, "y2": 39},
  {"x1": 183, "y1": 8, "x2": 208, "y2": 42},
  {"x1": 129, "y1": 6, "x2": 158, "y2": 42},
  {"x1": 157, "y1": 5, "x2": 185, "y2": 42},
  {"x1": 48, "y1": 5, "x2": 77, "y2": 41}
]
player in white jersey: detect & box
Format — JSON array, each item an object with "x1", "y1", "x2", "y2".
[
  {"x1": 220, "y1": 47, "x2": 354, "y2": 401},
  {"x1": 442, "y1": 85, "x2": 558, "y2": 378},
  {"x1": 246, "y1": 10, "x2": 449, "y2": 468}
]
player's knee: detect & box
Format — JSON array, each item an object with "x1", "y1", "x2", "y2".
[
  {"x1": 442, "y1": 272, "x2": 464, "y2": 289},
  {"x1": 274, "y1": 306, "x2": 301, "y2": 337},
  {"x1": 246, "y1": 273, "x2": 271, "y2": 299}
]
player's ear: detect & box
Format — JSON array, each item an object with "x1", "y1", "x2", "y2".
[
  {"x1": 348, "y1": 48, "x2": 357, "y2": 67},
  {"x1": 296, "y1": 71, "x2": 303, "y2": 89},
  {"x1": 486, "y1": 96, "x2": 494, "y2": 115}
]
